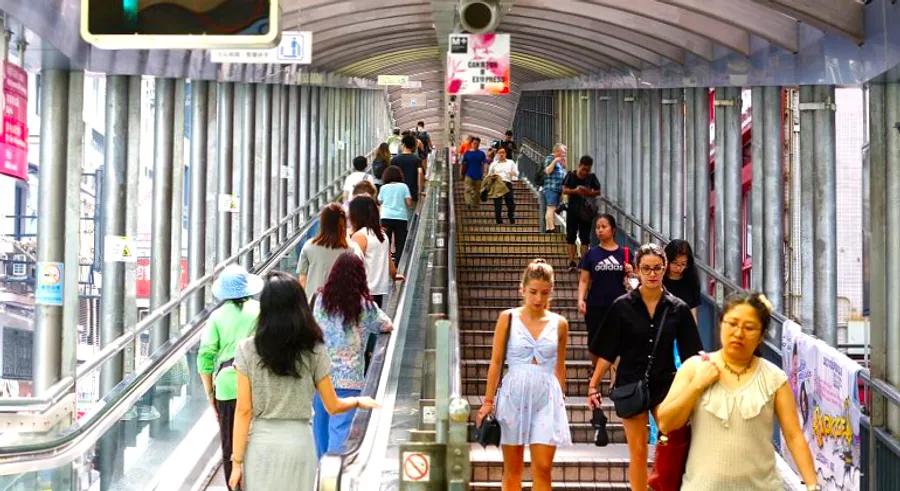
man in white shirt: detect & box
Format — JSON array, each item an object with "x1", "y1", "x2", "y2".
[
  {"x1": 343, "y1": 156, "x2": 375, "y2": 201},
  {"x1": 486, "y1": 147, "x2": 519, "y2": 224}
]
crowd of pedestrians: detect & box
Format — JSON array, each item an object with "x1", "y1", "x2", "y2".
[{"x1": 197, "y1": 124, "x2": 432, "y2": 489}]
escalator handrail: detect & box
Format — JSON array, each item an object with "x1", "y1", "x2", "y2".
[
  {"x1": 317, "y1": 165, "x2": 439, "y2": 490},
  {"x1": 447, "y1": 160, "x2": 461, "y2": 398},
  {"x1": 0, "y1": 174, "x2": 348, "y2": 414},
  {"x1": 0, "y1": 175, "x2": 349, "y2": 475}
]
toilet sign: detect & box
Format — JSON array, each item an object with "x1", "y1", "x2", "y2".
[
  {"x1": 105, "y1": 235, "x2": 136, "y2": 263},
  {"x1": 210, "y1": 31, "x2": 312, "y2": 64},
  {"x1": 401, "y1": 452, "x2": 431, "y2": 482}
]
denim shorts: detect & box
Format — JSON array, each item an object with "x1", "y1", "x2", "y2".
[{"x1": 543, "y1": 188, "x2": 561, "y2": 207}]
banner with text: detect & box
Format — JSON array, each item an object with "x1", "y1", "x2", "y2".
[
  {"x1": 781, "y1": 320, "x2": 862, "y2": 490},
  {"x1": 0, "y1": 62, "x2": 28, "y2": 181},
  {"x1": 446, "y1": 33, "x2": 510, "y2": 96}
]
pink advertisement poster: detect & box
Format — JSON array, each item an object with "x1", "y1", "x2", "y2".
[
  {"x1": 0, "y1": 61, "x2": 28, "y2": 181},
  {"x1": 446, "y1": 33, "x2": 510, "y2": 96}
]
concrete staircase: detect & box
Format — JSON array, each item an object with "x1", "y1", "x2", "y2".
[{"x1": 455, "y1": 181, "x2": 646, "y2": 490}]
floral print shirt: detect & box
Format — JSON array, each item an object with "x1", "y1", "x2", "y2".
[{"x1": 313, "y1": 296, "x2": 392, "y2": 390}]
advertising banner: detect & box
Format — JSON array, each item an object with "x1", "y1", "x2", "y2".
[
  {"x1": 446, "y1": 33, "x2": 510, "y2": 95},
  {"x1": 782, "y1": 320, "x2": 862, "y2": 490},
  {"x1": 0, "y1": 62, "x2": 28, "y2": 181}
]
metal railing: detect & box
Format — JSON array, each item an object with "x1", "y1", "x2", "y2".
[{"x1": 0, "y1": 172, "x2": 351, "y2": 474}]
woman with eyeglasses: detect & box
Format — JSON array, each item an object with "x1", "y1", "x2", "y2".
[{"x1": 585, "y1": 243, "x2": 703, "y2": 491}]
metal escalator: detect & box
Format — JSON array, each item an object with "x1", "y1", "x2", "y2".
[
  {"x1": 454, "y1": 180, "x2": 639, "y2": 490},
  {"x1": 0, "y1": 170, "x2": 428, "y2": 491}
]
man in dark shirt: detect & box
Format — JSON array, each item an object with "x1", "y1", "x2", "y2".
[
  {"x1": 496, "y1": 130, "x2": 517, "y2": 161},
  {"x1": 391, "y1": 134, "x2": 423, "y2": 201},
  {"x1": 562, "y1": 155, "x2": 601, "y2": 270},
  {"x1": 460, "y1": 137, "x2": 488, "y2": 207}
]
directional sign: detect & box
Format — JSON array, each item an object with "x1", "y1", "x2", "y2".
[
  {"x1": 35, "y1": 262, "x2": 64, "y2": 306},
  {"x1": 105, "y1": 235, "x2": 136, "y2": 263},
  {"x1": 402, "y1": 452, "x2": 431, "y2": 482},
  {"x1": 210, "y1": 31, "x2": 312, "y2": 65},
  {"x1": 377, "y1": 75, "x2": 410, "y2": 86}
]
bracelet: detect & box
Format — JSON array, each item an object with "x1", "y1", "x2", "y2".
[{"x1": 231, "y1": 456, "x2": 244, "y2": 464}]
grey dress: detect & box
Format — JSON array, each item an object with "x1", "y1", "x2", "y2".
[{"x1": 234, "y1": 339, "x2": 331, "y2": 491}]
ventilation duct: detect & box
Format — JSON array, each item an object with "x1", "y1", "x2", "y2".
[{"x1": 458, "y1": 0, "x2": 500, "y2": 34}]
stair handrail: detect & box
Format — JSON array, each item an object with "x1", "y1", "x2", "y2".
[{"x1": 0, "y1": 171, "x2": 351, "y2": 474}]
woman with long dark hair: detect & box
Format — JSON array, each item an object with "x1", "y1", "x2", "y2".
[
  {"x1": 372, "y1": 142, "x2": 392, "y2": 188},
  {"x1": 297, "y1": 203, "x2": 361, "y2": 297},
  {"x1": 228, "y1": 272, "x2": 378, "y2": 490},
  {"x1": 663, "y1": 239, "x2": 701, "y2": 320},
  {"x1": 586, "y1": 243, "x2": 702, "y2": 491},
  {"x1": 349, "y1": 195, "x2": 402, "y2": 307},
  {"x1": 311, "y1": 253, "x2": 393, "y2": 458}
]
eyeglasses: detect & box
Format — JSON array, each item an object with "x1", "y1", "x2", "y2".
[
  {"x1": 722, "y1": 319, "x2": 762, "y2": 334},
  {"x1": 639, "y1": 265, "x2": 665, "y2": 275}
]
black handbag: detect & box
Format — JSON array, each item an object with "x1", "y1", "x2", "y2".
[
  {"x1": 610, "y1": 306, "x2": 669, "y2": 419},
  {"x1": 475, "y1": 312, "x2": 513, "y2": 447}
]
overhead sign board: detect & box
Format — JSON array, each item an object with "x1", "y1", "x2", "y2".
[
  {"x1": 0, "y1": 62, "x2": 28, "y2": 181},
  {"x1": 401, "y1": 80, "x2": 423, "y2": 89},
  {"x1": 81, "y1": 0, "x2": 280, "y2": 50},
  {"x1": 377, "y1": 75, "x2": 410, "y2": 86},
  {"x1": 446, "y1": 33, "x2": 511, "y2": 95},
  {"x1": 210, "y1": 31, "x2": 313, "y2": 64}
]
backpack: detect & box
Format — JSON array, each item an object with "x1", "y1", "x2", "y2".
[
  {"x1": 372, "y1": 159, "x2": 387, "y2": 180},
  {"x1": 534, "y1": 155, "x2": 552, "y2": 187}
]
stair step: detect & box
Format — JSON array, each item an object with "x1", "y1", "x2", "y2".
[
  {"x1": 470, "y1": 483, "x2": 629, "y2": 491},
  {"x1": 458, "y1": 233, "x2": 567, "y2": 244},
  {"x1": 458, "y1": 256, "x2": 575, "y2": 269},
  {"x1": 459, "y1": 244, "x2": 569, "y2": 256},
  {"x1": 463, "y1": 378, "x2": 603, "y2": 397},
  {"x1": 467, "y1": 421, "x2": 627, "y2": 444},
  {"x1": 470, "y1": 443, "x2": 649, "y2": 484},
  {"x1": 466, "y1": 396, "x2": 619, "y2": 424},
  {"x1": 460, "y1": 330, "x2": 588, "y2": 347}
]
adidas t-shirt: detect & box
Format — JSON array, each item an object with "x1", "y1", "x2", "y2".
[{"x1": 579, "y1": 246, "x2": 628, "y2": 307}]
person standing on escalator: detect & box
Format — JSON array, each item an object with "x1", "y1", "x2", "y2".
[{"x1": 197, "y1": 265, "x2": 263, "y2": 490}]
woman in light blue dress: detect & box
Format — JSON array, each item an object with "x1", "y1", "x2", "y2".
[{"x1": 476, "y1": 259, "x2": 572, "y2": 490}]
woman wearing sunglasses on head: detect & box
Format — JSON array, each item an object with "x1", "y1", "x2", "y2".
[{"x1": 585, "y1": 243, "x2": 702, "y2": 491}]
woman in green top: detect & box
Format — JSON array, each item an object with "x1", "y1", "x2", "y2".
[{"x1": 197, "y1": 264, "x2": 263, "y2": 490}]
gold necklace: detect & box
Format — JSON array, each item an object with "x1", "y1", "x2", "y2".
[{"x1": 722, "y1": 359, "x2": 753, "y2": 380}]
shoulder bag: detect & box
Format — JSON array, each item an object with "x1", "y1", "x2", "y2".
[
  {"x1": 475, "y1": 311, "x2": 513, "y2": 447},
  {"x1": 609, "y1": 306, "x2": 669, "y2": 418}
]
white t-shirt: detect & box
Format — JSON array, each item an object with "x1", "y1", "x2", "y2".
[
  {"x1": 343, "y1": 171, "x2": 374, "y2": 197},
  {"x1": 488, "y1": 160, "x2": 519, "y2": 183},
  {"x1": 356, "y1": 227, "x2": 391, "y2": 295}
]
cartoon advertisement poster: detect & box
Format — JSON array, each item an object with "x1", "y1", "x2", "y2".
[
  {"x1": 446, "y1": 33, "x2": 510, "y2": 96},
  {"x1": 782, "y1": 320, "x2": 862, "y2": 490}
]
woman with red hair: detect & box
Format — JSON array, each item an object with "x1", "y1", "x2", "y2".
[{"x1": 310, "y1": 252, "x2": 393, "y2": 458}]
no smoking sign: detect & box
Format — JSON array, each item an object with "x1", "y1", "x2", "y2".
[{"x1": 401, "y1": 451, "x2": 431, "y2": 482}]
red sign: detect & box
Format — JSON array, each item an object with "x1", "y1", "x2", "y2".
[
  {"x1": 135, "y1": 257, "x2": 189, "y2": 299},
  {"x1": 0, "y1": 61, "x2": 27, "y2": 181}
]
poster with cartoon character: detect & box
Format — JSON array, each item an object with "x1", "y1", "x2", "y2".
[
  {"x1": 781, "y1": 320, "x2": 862, "y2": 490},
  {"x1": 446, "y1": 33, "x2": 510, "y2": 95}
]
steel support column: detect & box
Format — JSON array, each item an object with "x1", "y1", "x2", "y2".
[
  {"x1": 714, "y1": 89, "x2": 727, "y2": 280},
  {"x1": 63, "y1": 73, "x2": 85, "y2": 382},
  {"x1": 239, "y1": 83, "x2": 256, "y2": 267},
  {"x1": 723, "y1": 87, "x2": 743, "y2": 284},
  {"x1": 287, "y1": 85, "x2": 300, "y2": 222},
  {"x1": 671, "y1": 89, "x2": 685, "y2": 240},
  {"x1": 33, "y1": 69, "x2": 69, "y2": 395},
  {"x1": 596, "y1": 91, "x2": 608, "y2": 194},
  {"x1": 763, "y1": 86, "x2": 785, "y2": 314},
  {"x1": 216, "y1": 82, "x2": 234, "y2": 264},
  {"x1": 123, "y1": 75, "x2": 141, "y2": 372},
  {"x1": 298, "y1": 86, "x2": 310, "y2": 210},
  {"x1": 278, "y1": 84, "x2": 289, "y2": 241},
  {"x1": 309, "y1": 87, "x2": 320, "y2": 199},
  {"x1": 169, "y1": 80, "x2": 186, "y2": 337},
  {"x1": 641, "y1": 90, "x2": 652, "y2": 233},
  {"x1": 188, "y1": 80, "x2": 208, "y2": 319},
  {"x1": 799, "y1": 86, "x2": 816, "y2": 332},
  {"x1": 693, "y1": 88, "x2": 711, "y2": 276},
  {"x1": 620, "y1": 91, "x2": 633, "y2": 231},
  {"x1": 150, "y1": 78, "x2": 175, "y2": 350},
  {"x1": 684, "y1": 88, "x2": 697, "y2": 247},
  {"x1": 661, "y1": 89, "x2": 672, "y2": 239},
  {"x1": 887, "y1": 82, "x2": 900, "y2": 434},
  {"x1": 631, "y1": 91, "x2": 642, "y2": 235},
  {"x1": 813, "y1": 85, "x2": 837, "y2": 345},
  {"x1": 606, "y1": 91, "x2": 619, "y2": 210},
  {"x1": 100, "y1": 75, "x2": 129, "y2": 396},
  {"x1": 650, "y1": 90, "x2": 662, "y2": 232},
  {"x1": 751, "y1": 87, "x2": 766, "y2": 291},
  {"x1": 256, "y1": 84, "x2": 272, "y2": 257}
]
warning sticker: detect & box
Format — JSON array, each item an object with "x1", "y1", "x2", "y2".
[
  {"x1": 35, "y1": 262, "x2": 64, "y2": 306},
  {"x1": 105, "y1": 235, "x2": 136, "y2": 263},
  {"x1": 218, "y1": 194, "x2": 240, "y2": 213},
  {"x1": 401, "y1": 452, "x2": 430, "y2": 482}
]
